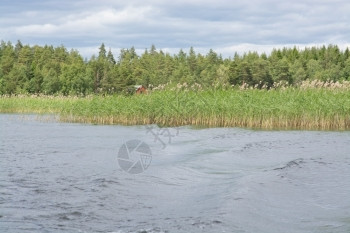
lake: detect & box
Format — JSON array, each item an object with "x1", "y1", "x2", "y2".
[{"x1": 1, "y1": 114, "x2": 350, "y2": 233}]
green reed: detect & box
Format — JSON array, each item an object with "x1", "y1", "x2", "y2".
[{"x1": 1, "y1": 88, "x2": 349, "y2": 130}]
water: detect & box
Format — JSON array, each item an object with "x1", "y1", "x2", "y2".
[{"x1": 1, "y1": 114, "x2": 350, "y2": 233}]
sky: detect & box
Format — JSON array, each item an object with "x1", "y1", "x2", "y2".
[{"x1": 1, "y1": 0, "x2": 349, "y2": 58}]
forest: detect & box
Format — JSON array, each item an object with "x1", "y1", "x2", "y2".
[{"x1": 0, "y1": 40, "x2": 350, "y2": 95}]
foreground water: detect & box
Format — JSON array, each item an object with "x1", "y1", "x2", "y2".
[{"x1": 0, "y1": 114, "x2": 350, "y2": 233}]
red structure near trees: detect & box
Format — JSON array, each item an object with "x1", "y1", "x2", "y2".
[{"x1": 135, "y1": 85, "x2": 147, "y2": 94}]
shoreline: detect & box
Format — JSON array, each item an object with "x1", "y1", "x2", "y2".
[{"x1": 1, "y1": 88, "x2": 349, "y2": 130}]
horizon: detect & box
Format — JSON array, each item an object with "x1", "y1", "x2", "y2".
[{"x1": 2, "y1": 40, "x2": 349, "y2": 60}]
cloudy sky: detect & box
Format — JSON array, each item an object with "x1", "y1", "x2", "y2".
[{"x1": 1, "y1": 0, "x2": 349, "y2": 58}]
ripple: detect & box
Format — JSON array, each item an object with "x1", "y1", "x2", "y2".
[{"x1": 1, "y1": 114, "x2": 350, "y2": 233}]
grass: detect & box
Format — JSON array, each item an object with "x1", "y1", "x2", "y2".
[{"x1": 1, "y1": 87, "x2": 350, "y2": 130}]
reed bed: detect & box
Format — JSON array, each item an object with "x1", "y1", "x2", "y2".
[{"x1": 1, "y1": 85, "x2": 349, "y2": 130}]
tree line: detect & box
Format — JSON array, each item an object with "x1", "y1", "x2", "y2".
[{"x1": 0, "y1": 40, "x2": 349, "y2": 95}]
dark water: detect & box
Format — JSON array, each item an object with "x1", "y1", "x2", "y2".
[{"x1": 1, "y1": 114, "x2": 350, "y2": 233}]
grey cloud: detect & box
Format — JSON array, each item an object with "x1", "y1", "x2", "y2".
[{"x1": 0, "y1": 0, "x2": 349, "y2": 58}]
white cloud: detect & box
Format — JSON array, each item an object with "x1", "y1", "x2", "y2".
[
  {"x1": 16, "y1": 23, "x2": 57, "y2": 35},
  {"x1": 14, "y1": 7, "x2": 155, "y2": 36}
]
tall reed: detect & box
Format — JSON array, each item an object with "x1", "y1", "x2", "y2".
[{"x1": 1, "y1": 85, "x2": 349, "y2": 130}]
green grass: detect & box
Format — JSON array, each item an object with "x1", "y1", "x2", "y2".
[{"x1": 1, "y1": 88, "x2": 350, "y2": 130}]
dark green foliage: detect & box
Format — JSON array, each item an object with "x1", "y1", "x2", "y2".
[{"x1": 0, "y1": 40, "x2": 349, "y2": 95}]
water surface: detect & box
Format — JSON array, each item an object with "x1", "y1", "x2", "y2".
[{"x1": 1, "y1": 114, "x2": 350, "y2": 233}]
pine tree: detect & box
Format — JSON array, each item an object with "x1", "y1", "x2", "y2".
[
  {"x1": 98, "y1": 43, "x2": 106, "y2": 59},
  {"x1": 107, "y1": 49, "x2": 116, "y2": 64}
]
